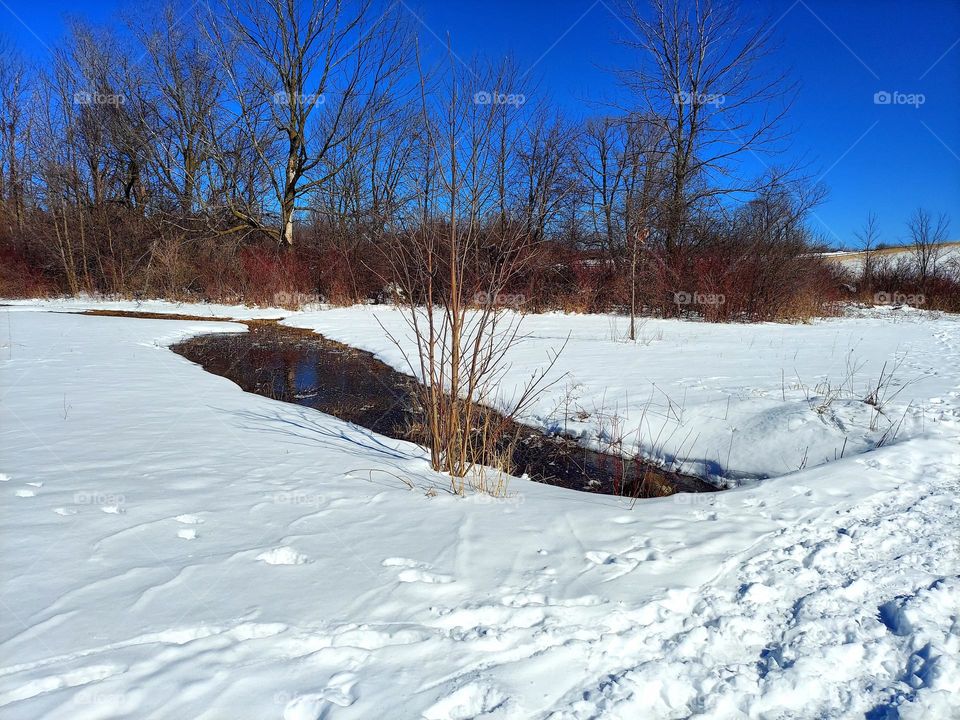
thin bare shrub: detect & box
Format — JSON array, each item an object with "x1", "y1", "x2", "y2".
[{"x1": 380, "y1": 55, "x2": 566, "y2": 494}]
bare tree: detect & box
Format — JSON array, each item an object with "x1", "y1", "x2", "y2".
[
  {"x1": 311, "y1": 76, "x2": 418, "y2": 300},
  {"x1": 623, "y1": 115, "x2": 666, "y2": 338},
  {"x1": 516, "y1": 108, "x2": 576, "y2": 244},
  {"x1": 907, "y1": 208, "x2": 949, "y2": 291},
  {"x1": 0, "y1": 38, "x2": 32, "y2": 231},
  {"x1": 136, "y1": 5, "x2": 228, "y2": 215},
  {"x1": 854, "y1": 212, "x2": 881, "y2": 292},
  {"x1": 576, "y1": 113, "x2": 666, "y2": 334},
  {"x1": 618, "y1": 0, "x2": 795, "y2": 252},
  {"x1": 208, "y1": 0, "x2": 408, "y2": 247},
  {"x1": 578, "y1": 117, "x2": 629, "y2": 264}
]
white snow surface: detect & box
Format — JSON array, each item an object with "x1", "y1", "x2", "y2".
[
  {"x1": 2, "y1": 303, "x2": 960, "y2": 719},
  {"x1": 1, "y1": 295, "x2": 292, "y2": 319}
]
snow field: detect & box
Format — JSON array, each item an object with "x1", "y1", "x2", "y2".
[{"x1": 1, "y1": 304, "x2": 958, "y2": 718}]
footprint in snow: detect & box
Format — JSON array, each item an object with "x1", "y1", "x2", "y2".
[
  {"x1": 502, "y1": 593, "x2": 605, "y2": 608},
  {"x1": 177, "y1": 528, "x2": 199, "y2": 540},
  {"x1": 282, "y1": 672, "x2": 359, "y2": 720},
  {"x1": 53, "y1": 507, "x2": 78, "y2": 516},
  {"x1": 382, "y1": 557, "x2": 420, "y2": 567},
  {"x1": 382, "y1": 557, "x2": 454, "y2": 584},
  {"x1": 175, "y1": 514, "x2": 205, "y2": 525},
  {"x1": 422, "y1": 682, "x2": 506, "y2": 720},
  {"x1": 257, "y1": 546, "x2": 310, "y2": 565},
  {"x1": 0, "y1": 473, "x2": 9, "y2": 482},
  {"x1": 397, "y1": 568, "x2": 453, "y2": 584},
  {"x1": 585, "y1": 551, "x2": 618, "y2": 566},
  {"x1": 100, "y1": 504, "x2": 124, "y2": 514},
  {"x1": 14, "y1": 488, "x2": 36, "y2": 497}
]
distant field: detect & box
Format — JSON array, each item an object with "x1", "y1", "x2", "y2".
[{"x1": 818, "y1": 241, "x2": 960, "y2": 270}]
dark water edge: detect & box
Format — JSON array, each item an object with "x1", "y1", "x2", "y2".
[{"x1": 171, "y1": 322, "x2": 719, "y2": 498}]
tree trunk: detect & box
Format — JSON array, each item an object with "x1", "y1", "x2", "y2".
[
  {"x1": 281, "y1": 210, "x2": 295, "y2": 247},
  {"x1": 280, "y1": 153, "x2": 298, "y2": 247}
]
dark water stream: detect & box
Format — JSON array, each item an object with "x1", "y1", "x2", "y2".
[{"x1": 172, "y1": 322, "x2": 718, "y2": 498}]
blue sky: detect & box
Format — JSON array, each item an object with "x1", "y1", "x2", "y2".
[{"x1": 2, "y1": 0, "x2": 958, "y2": 248}]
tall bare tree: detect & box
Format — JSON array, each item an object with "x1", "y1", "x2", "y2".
[
  {"x1": 516, "y1": 108, "x2": 576, "y2": 244},
  {"x1": 0, "y1": 38, "x2": 32, "y2": 231},
  {"x1": 137, "y1": 5, "x2": 227, "y2": 215},
  {"x1": 619, "y1": 0, "x2": 795, "y2": 252},
  {"x1": 622, "y1": 115, "x2": 666, "y2": 338},
  {"x1": 209, "y1": 0, "x2": 408, "y2": 247},
  {"x1": 854, "y1": 212, "x2": 881, "y2": 292},
  {"x1": 907, "y1": 208, "x2": 949, "y2": 291}
]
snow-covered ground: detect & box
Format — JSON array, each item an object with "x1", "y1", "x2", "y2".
[
  {"x1": 0, "y1": 296, "x2": 291, "y2": 320},
  {"x1": 2, "y1": 303, "x2": 960, "y2": 719}
]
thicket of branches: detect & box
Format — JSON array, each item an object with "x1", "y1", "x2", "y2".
[{"x1": 1, "y1": 0, "x2": 941, "y2": 321}]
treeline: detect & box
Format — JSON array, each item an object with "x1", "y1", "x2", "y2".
[{"x1": 0, "y1": 0, "x2": 949, "y2": 318}]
